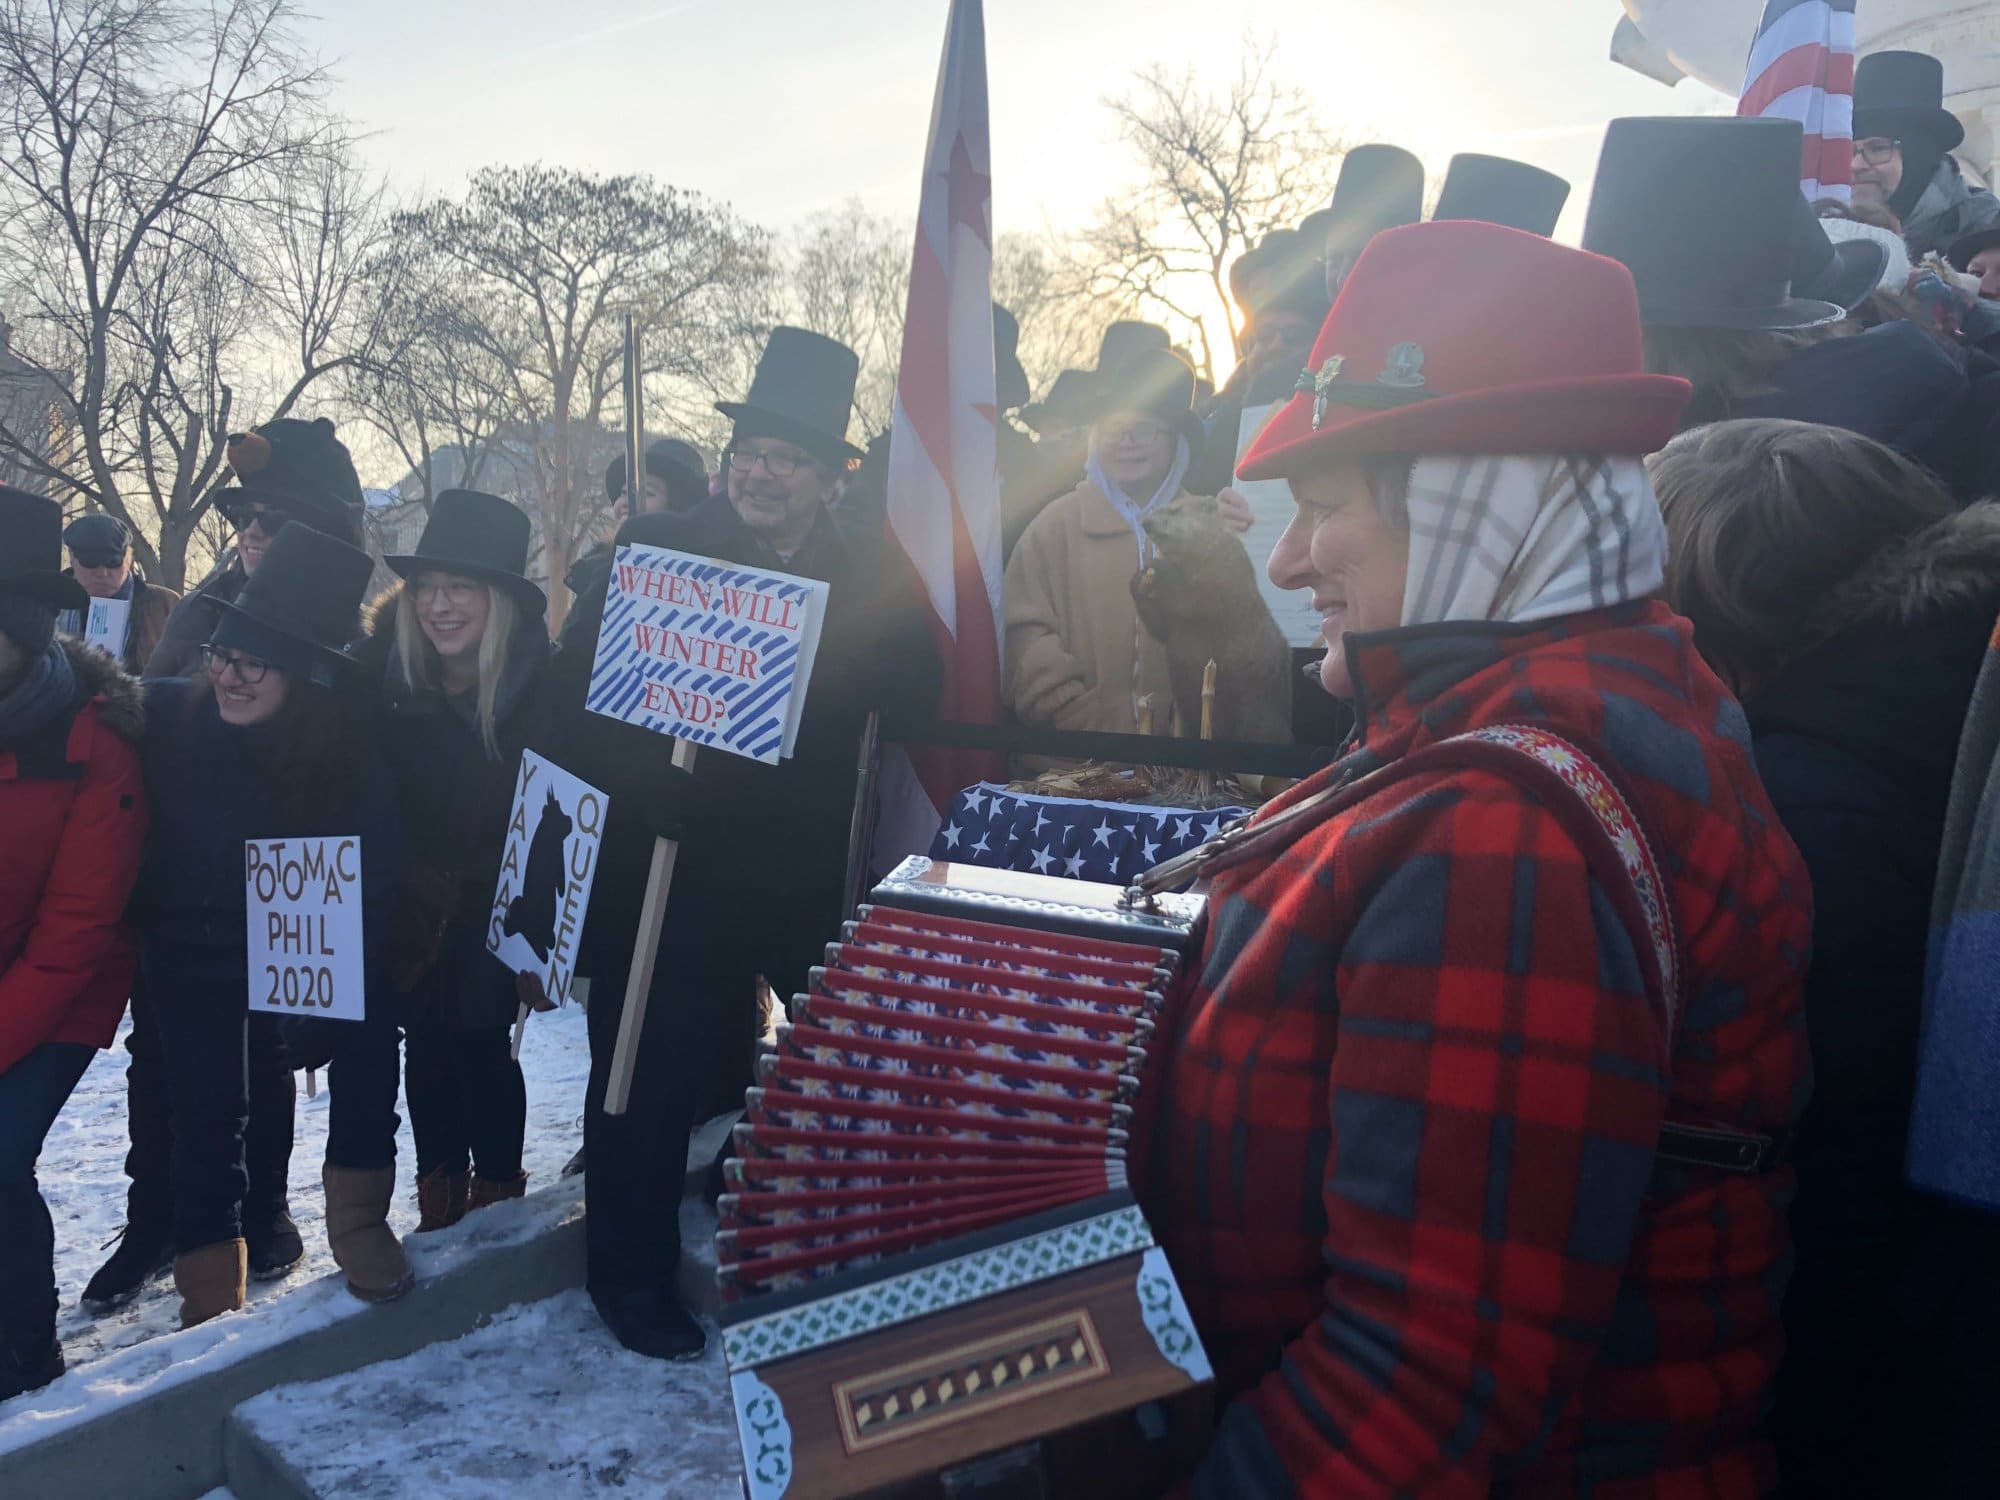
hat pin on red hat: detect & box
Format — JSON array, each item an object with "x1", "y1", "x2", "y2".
[{"x1": 1296, "y1": 356, "x2": 1347, "y2": 429}]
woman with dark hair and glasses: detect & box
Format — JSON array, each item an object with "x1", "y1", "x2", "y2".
[{"x1": 133, "y1": 523, "x2": 411, "y2": 1327}]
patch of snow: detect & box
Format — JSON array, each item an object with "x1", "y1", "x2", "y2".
[
  {"x1": 235, "y1": 1289, "x2": 741, "y2": 1498},
  {"x1": 36, "y1": 1004, "x2": 590, "y2": 1378}
]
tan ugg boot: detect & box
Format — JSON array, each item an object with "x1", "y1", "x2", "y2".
[
  {"x1": 466, "y1": 1171, "x2": 528, "y2": 1213},
  {"x1": 323, "y1": 1165, "x2": 414, "y2": 1304},
  {"x1": 173, "y1": 1239, "x2": 247, "y2": 1329},
  {"x1": 413, "y1": 1168, "x2": 470, "y2": 1233}
]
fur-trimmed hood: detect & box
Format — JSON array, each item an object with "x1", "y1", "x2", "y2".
[
  {"x1": 1813, "y1": 501, "x2": 2000, "y2": 638},
  {"x1": 60, "y1": 636, "x2": 145, "y2": 741}
]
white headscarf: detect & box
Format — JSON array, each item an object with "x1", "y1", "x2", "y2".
[
  {"x1": 1086, "y1": 433, "x2": 1193, "y2": 568},
  {"x1": 1398, "y1": 454, "x2": 1668, "y2": 628}
]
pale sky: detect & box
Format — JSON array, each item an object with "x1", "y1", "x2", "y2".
[{"x1": 304, "y1": 0, "x2": 1734, "y2": 245}]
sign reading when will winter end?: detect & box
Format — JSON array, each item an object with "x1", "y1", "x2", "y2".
[
  {"x1": 245, "y1": 836, "x2": 365, "y2": 1023},
  {"x1": 583, "y1": 542, "x2": 831, "y2": 1112}
]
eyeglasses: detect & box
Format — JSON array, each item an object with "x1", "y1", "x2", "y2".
[
  {"x1": 412, "y1": 576, "x2": 486, "y2": 607},
  {"x1": 200, "y1": 645, "x2": 271, "y2": 683},
  {"x1": 1100, "y1": 420, "x2": 1169, "y2": 447},
  {"x1": 1853, "y1": 138, "x2": 1902, "y2": 166},
  {"x1": 727, "y1": 446, "x2": 813, "y2": 480}
]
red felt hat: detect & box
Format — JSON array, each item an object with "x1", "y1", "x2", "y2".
[{"x1": 1238, "y1": 221, "x2": 1692, "y2": 481}]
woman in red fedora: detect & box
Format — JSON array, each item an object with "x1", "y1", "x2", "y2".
[{"x1": 1136, "y1": 221, "x2": 1812, "y2": 1497}]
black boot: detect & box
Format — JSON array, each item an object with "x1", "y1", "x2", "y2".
[
  {"x1": 80, "y1": 1219, "x2": 172, "y2": 1313},
  {"x1": 0, "y1": 1338, "x2": 64, "y2": 1402},
  {"x1": 589, "y1": 1281, "x2": 706, "y2": 1362},
  {"x1": 244, "y1": 1204, "x2": 305, "y2": 1282}
]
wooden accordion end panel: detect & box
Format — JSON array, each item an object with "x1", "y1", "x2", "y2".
[{"x1": 718, "y1": 860, "x2": 1212, "y2": 1499}]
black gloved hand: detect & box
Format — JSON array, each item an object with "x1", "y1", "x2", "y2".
[{"x1": 628, "y1": 756, "x2": 698, "y2": 842}]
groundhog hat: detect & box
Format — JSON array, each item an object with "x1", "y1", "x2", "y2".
[
  {"x1": 215, "y1": 416, "x2": 365, "y2": 537},
  {"x1": 1238, "y1": 220, "x2": 1691, "y2": 480},
  {"x1": 207, "y1": 523, "x2": 372, "y2": 688}
]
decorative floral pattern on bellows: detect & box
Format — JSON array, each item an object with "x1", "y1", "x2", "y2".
[
  {"x1": 1136, "y1": 1245, "x2": 1213, "y2": 1385},
  {"x1": 1460, "y1": 724, "x2": 1681, "y2": 1031},
  {"x1": 723, "y1": 1206, "x2": 1157, "y2": 1370},
  {"x1": 732, "y1": 1369, "x2": 795, "y2": 1500}
]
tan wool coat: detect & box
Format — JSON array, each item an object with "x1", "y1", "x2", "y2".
[{"x1": 1003, "y1": 478, "x2": 1205, "y2": 736}]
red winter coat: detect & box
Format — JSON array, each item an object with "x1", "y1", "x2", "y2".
[
  {"x1": 1139, "y1": 602, "x2": 1812, "y2": 1498},
  {"x1": 0, "y1": 641, "x2": 148, "y2": 1076}
]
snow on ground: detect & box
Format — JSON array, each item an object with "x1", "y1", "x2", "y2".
[
  {"x1": 234, "y1": 1289, "x2": 739, "y2": 1498},
  {"x1": 39, "y1": 1002, "x2": 592, "y2": 1378}
]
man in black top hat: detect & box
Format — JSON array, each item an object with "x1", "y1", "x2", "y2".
[
  {"x1": 549, "y1": 326, "x2": 941, "y2": 1361},
  {"x1": 58, "y1": 513, "x2": 182, "y2": 676},
  {"x1": 1851, "y1": 50, "x2": 1999, "y2": 259},
  {"x1": 1304, "y1": 143, "x2": 1425, "y2": 302},
  {"x1": 1431, "y1": 154, "x2": 1571, "y2": 237}
]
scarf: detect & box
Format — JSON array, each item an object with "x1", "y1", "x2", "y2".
[
  {"x1": 1399, "y1": 455, "x2": 1667, "y2": 629},
  {"x1": 0, "y1": 640, "x2": 78, "y2": 746},
  {"x1": 1086, "y1": 435, "x2": 1193, "y2": 569}
]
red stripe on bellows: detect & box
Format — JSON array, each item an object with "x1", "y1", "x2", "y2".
[
  {"x1": 1738, "y1": 42, "x2": 1843, "y2": 119},
  {"x1": 1804, "y1": 133, "x2": 1854, "y2": 191}
]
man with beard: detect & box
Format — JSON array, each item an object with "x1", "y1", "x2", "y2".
[{"x1": 549, "y1": 327, "x2": 940, "y2": 1360}]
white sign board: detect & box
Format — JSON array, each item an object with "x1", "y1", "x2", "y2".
[
  {"x1": 1233, "y1": 403, "x2": 1323, "y2": 649},
  {"x1": 487, "y1": 751, "x2": 608, "y2": 1008},
  {"x1": 585, "y1": 544, "x2": 830, "y2": 764},
  {"x1": 84, "y1": 597, "x2": 131, "y2": 657},
  {"x1": 245, "y1": 836, "x2": 366, "y2": 1023}
]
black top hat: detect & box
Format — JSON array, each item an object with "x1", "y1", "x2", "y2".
[
  {"x1": 1582, "y1": 117, "x2": 1844, "y2": 330},
  {"x1": 1432, "y1": 154, "x2": 1571, "y2": 237},
  {"x1": 1854, "y1": 50, "x2": 1963, "y2": 152},
  {"x1": 1020, "y1": 369, "x2": 1094, "y2": 436},
  {"x1": 1095, "y1": 321, "x2": 1171, "y2": 377},
  {"x1": 993, "y1": 303, "x2": 1030, "y2": 412},
  {"x1": 716, "y1": 327, "x2": 864, "y2": 465},
  {"x1": 1317, "y1": 144, "x2": 1425, "y2": 252},
  {"x1": 1947, "y1": 225, "x2": 2000, "y2": 274},
  {"x1": 207, "y1": 523, "x2": 373, "y2": 689},
  {"x1": 1791, "y1": 194, "x2": 1890, "y2": 314},
  {"x1": 386, "y1": 489, "x2": 546, "y2": 614},
  {"x1": 0, "y1": 486, "x2": 86, "y2": 610}
]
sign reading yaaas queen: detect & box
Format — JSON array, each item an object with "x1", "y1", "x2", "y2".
[{"x1": 585, "y1": 543, "x2": 829, "y2": 765}]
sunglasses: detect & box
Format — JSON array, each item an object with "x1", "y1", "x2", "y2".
[{"x1": 72, "y1": 552, "x2": 125, "y2": 570}]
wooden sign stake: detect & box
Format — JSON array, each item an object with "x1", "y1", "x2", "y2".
[{"x1": 603, "y1": 736, "x2": 698, "y2": 1115}]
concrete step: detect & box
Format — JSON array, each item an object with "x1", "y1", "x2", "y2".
[{"x1": 225, "y1": 1287, "x2": 739, "y2": 1500}]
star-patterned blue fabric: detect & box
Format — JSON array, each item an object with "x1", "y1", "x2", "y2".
[{"x1": 929, "y1": 782, "x2": 1249, "y2": 886}]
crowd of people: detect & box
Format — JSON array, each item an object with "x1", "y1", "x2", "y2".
[{"x1": 4, "y1": 42, "x2": 2000, "y2": 1498}]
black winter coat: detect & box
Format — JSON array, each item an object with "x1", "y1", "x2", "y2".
[
  {"x1": 144, "y1": 560, "x2": 245, "y2": 681},
  {"x1": 548, "y1": 492, "x2": 942, "y2": 1108},
  {"x1": 1753, "y1": 506, "x2": 2000, "y2": 1499},
  {"x1": 353, "y1": 592, "x2": 554, "y2": 1030}
]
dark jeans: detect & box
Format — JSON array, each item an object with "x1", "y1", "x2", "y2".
[
  {"x1": 148, "y1": 945, "x2": 402, "y2": 1253},
  {"x1": 584, "y1": 964, "x2": 705, "y2": 1292},
  {"x1": 124, "y1": 979, "x2": 297, "y2": 1233},
  {"x1": 404, "y1": 1022, "x2": 526, "y2": 1182},
  {"x1": 0, "y1": 1043, "x2": 94, "y2": 1349}
]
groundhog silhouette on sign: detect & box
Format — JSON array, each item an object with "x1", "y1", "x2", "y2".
[
  {"x1": 503, "y1": 786, "x2": 573, "y2": 962},
  {"x1": 1131, "y1": 502, "x2": 1292, "y2": 744}
]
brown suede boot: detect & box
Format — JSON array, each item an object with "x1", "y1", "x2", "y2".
[
  {"x1": 173, "y1": 1239, "x2": 247, "y2": 1330},
  {"x1": 414, "y1": 1168, "x2": 470, "y2": 1233},
  {"x1": 467, "y1": 1171, "x2": 528, "y2": 1213},
  {"x1": 323, "y1": 1165, "x2": 414, "y2": 1304}
]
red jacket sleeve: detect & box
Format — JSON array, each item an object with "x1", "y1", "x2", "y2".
[
  {"x1": 1186, "y1": 771, "x2": 1672, "y2": 1497},
  {"x1": 0, "y1": 714, "x2": 149, "y2": 1075}
]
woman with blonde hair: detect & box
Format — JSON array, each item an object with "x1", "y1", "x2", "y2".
[{"x1": 358, "y1": 490, "x2": 553, "y2": 1231}]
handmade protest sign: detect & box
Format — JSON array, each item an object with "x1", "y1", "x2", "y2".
[
  {"x1": 245, "y1": 836, "x2": 365, "y2": 1023},
  {"x1": 489, "y1": 752, "x2": 608, "y2": 1048},
  {"x1": 585, "y1": 544, "x2": 830, "y2": 764},
  {"x1": 84, "y1": 596, "x2": 131, "y2": 657},
  {"x1": 1232, "y1": 402, "x2": 1322, "y2": 649}
]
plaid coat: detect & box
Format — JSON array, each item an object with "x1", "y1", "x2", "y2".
[{"x1": 1139, "y1": 602, "x2": 1812, "y2": 1498}]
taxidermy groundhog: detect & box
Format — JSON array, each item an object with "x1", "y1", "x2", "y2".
[{"x1": 1131, "y1": 502, "x2": 1292, "y2": 743}]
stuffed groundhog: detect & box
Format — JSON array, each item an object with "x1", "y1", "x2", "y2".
[{"x1": 1131, "y1": 501, "x2": 1293, "y2": 744}]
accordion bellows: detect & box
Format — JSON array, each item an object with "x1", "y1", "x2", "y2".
[{"x1": 718, "y1": 858, "x2": 1213, "y2": 1499}]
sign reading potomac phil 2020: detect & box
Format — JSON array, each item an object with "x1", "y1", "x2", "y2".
[
  {"x1": 245, "y1": 836, "x2": 366, "y2": 1023},
  {"x1": 585, "y1": 543, "x2": 830, "y2": 765},
  {"x1": 487, "y1": 751, "x2": 607, "y2": 1007}
]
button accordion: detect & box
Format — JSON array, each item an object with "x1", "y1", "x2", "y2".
[{"x1": 719, "y1": 858, "x2": 1213, "y2": 1499}]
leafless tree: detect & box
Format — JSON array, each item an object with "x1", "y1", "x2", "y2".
[
  {"x1": 1080, "y1": 37, "x2": 1345, "y2": 382},
  {"x1": 391, "y1": 165, "x2": 771, "y2": 628},
  {"x1": 787, "y1": 200, "x2": 909, "y2": 438},
  {"x1": 0, "y1": 0, "x2": 392, "y2": 587}
]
